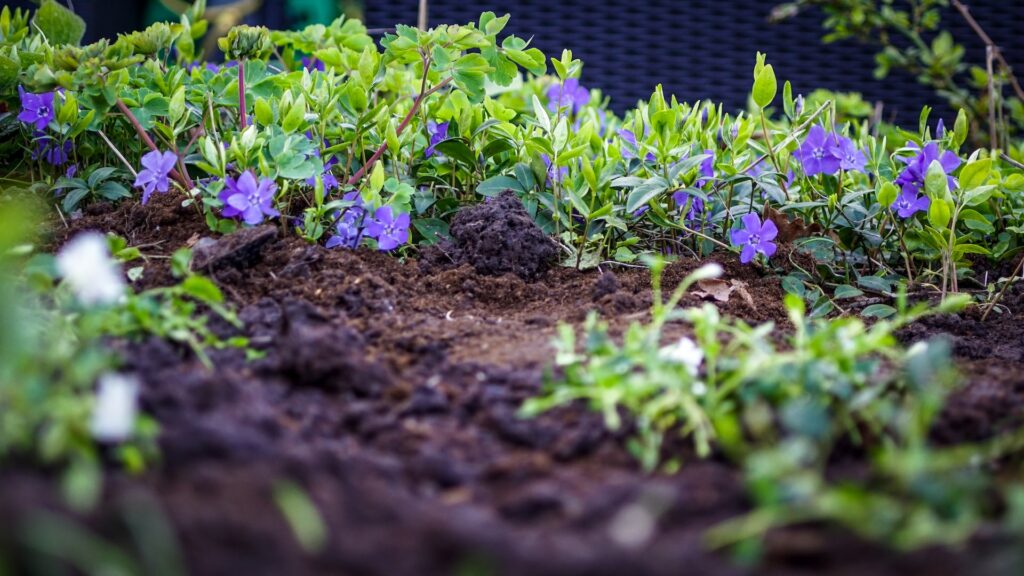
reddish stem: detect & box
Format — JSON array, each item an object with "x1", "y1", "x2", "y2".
[
  {"x1": 115, "y1": 98, "x2": 193, "y2": 189},
  {"x1": 238, "y1": 59, "x2": 247, "y2": 130},
  {"x1": 346, "y1": 76, "x2": 452, "y2": 187}
]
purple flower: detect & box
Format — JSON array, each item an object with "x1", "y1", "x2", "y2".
[
  {"x1": 18, "y1": 87, "x2": 56, "y2": 130},
  {"x1": 66, "y1": 164, "x2": 78, "y2": 178},
  {"x1": 32, "y1": 132, "x2": 73, "y2": 166},
  {"x1": 619, "y1": 129, "x2": 656, "y2": 162},
  {"x1": 830, "y1": 135, "x2": 867, "y2": 173},
  {"x1": 219, "y1": 170, "x2": 280, "y2": 225},
  {"x1": 730, "y1": 213, "x2": 778, "y2": 264},
  {"x1": 894, "y1": 141, "x2": 960, "y2": 195},
  {"x1": 541, "y1": 154, "x2": 569, "y2": 186},
  {"x1": 795, "y1": 125, "x2": 841, "y2": 176},
  {"x1": 891, "y1": 188, "x2": 930, "y2": 219},
  {"x1": 364, "y1": 206, "x2": 409, "y2": 251},
  {"x1": 305, "y1": 156, "x2": 339, "y2": 191},
  {"x1": 547, "y1": 78, "x2": 590, "y2": 115},
  {"x1": 696, "y1": 149, "x2": 715, "y2": 187},
  {"x1": 326, "y1": 210, "x2": 364, "y2": 249},
  {"x1": 935, "y1": 119, "x2": 945, "y2": 139},
  {"x1": 301, "y1": 56, "x2": 325, "y2": 72},
  {"x1": 425, "y1": 121, "x2": 449, "y2": 158},
  {"x1": 672, "y1": 190, "x2": 705, "y2": 222},
  {"x1": 134, "y1": 150, "x2": 178, "y2": 204}
]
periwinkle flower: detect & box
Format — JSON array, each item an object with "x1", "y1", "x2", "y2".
[
  {"x1": 696, "y1": 149, "x2": 715, "y2": 187},
  {"x1": 547, "y1": 78, "x2": 590, "y2": 115},
  {"x1": 830, "y1": 135, "x2": 867, "y2": 173},
  {"x1": 891, "y1": 188, "x2": 930, "y2": 219},
  {"x1": 18, "y1": 86, "x2": 56, "y2": 130},
  {"x1": 619, "y1": 129, "x2": 656, "y2": 162},
  {"x1": 326, "y1": 192, "x2": 367, "y2": 249},
  {"x1": 66, "y1": 164, "x2": 78, "y2": 178},
  {"x1": 794, "y1": 125, "x2": 841, "y2": 176},
  {"x1": 32, "y1": 132, "x2": 73, "y2": 166},
  {"x1": 134, "y1": 150, "x2": 178, "y2": 204},
  {"x1": 364, "y1": 205, "x2": 410, "y2": 251},
  {"x1": 541, "y1": 154, "x2": 569, "y2": 186},
  {"x1": 425, "y1": 121, "x2": 449, "y2": 158},
  {"x1": 305, "y1": 155, "x2": 339, "y2": 191},
  {"x1": 56, "y1": 232, "x2": 126, "y2": 306},
  {"x1": 672, "y1": 190, "x2": 704, "y2": 222},
  {"x1": 301, "y1": 56, "x2": 325, "y2": 71},
  {"x1": 730, "y1": 213, "x2": 778, "y2": 264},
  {"x1": 935, "y1": 119, "x2": 946, "y2": 139},
  {"x1": 894, "y1": 141, "x2": 960, "y2": 195},
  {"x1": 219, "y1": 170, "x2": 280, "y2": 225}
]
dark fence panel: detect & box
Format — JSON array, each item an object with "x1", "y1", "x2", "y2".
[{"x1": 362, "y1": 0, "x2": 1024, "y2": 123}]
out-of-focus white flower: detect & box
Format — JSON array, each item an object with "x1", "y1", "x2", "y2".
[
  {"x1": 56, "y1": 232, "x2": 125, "y2": 306},
  {"x1": 90, "y1": 373, "x2": 139, "y2": 442},
  {"x1": 659, "y1": 337, "x2": 703, "y2": 376}
]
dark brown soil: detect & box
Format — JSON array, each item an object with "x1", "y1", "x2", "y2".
[{"x1": 3, "y1": 192, "x2": 1023, "y2": 576}]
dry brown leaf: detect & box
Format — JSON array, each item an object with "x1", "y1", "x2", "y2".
[{"x1": 694, "y1": 278, "x2": 756, "y2": 309}]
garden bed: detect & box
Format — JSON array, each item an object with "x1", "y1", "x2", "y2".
[{"x1": 2, "y1": 192, "x2": 1021, "y2": 576}]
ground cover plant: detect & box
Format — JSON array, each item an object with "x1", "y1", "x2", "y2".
[{"x1": 2, "y1": 1, "x2": 1024, "y2": 574}]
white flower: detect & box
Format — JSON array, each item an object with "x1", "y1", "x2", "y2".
[
  {"x1": 56, "y1": 232, "x2": 126, "y2": 306},
  {"x1": 659, "y1": 337, "x2": 704, "y2": 376},
  {"x1": 90, "y1": 374, "x2": 139, "y2": 442}
]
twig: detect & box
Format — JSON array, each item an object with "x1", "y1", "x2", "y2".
[
  {"x1": 98, "y1": 129, "x2": 138, "y2": 177},
  {"x1": 346, "y1": 75, "x2": 453, "y2": 187},
  {"x1": 986, "y1": 45, "x2": 997, "y2": 150},
  {"x1": 114, "y1": 98, "x2": 191, "y2": 188},
  {"x1": 981, "y1": 254, "x2": 1024, "y2": 321},
  {"x1": 417, "y1": 0, "x2": 429, "y2": 30},
  {"x1": 951, "y1": 0, "x2": 1024, "y2": 103},
  {"x1": 999, "y1": 152, "x2": 1024, "y2": 171}
]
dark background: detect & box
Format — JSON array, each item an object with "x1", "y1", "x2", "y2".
[{"x1": 8, "y1": 0, "x2": 1024, "y2": 123}]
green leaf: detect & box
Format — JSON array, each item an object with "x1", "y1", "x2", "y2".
[
  {"x1": 857, "y1": 275, "x2": 893, "y2": 294},
  {"x1": 87, "y1": 167, "x2": 117, "y2": 188},
  {"x1": 862, "y1": 304, "x2": 897, "y2": 319},
  {"x1": 625, "y1": 179, "x2": 667, "y2": 213},
  {"x1": 412, "y1": 218, "x2": 450, "y2": 245},
  {"x1": 924, "y1": 160, "x2": 950, "y2": 201},
  {"x1": 963, "y1": 184, "x2": 996, "y2": 207},
  {"x1": 752, "y1": 64, "x2": 777, "y2": 109},
  {"x1": 959, "y1": 157, "x2": 991, "y2": 191},
  {"x1": 834, "y1": 284, "x2": 863, "y2": 299},
  {"x1": 877, "y1": 182, "x2": 898, "y2": 207},
  {"x1": 182, "y1": 275, "x2": 224, "y2": 304},
  {"x1": 433, "y1": 138, "x2": 477, "y2": 167},
  {"x1": 531, "y1": 95, "x2": 551, "y2": 133},
  {"x1": 477, "y1": 175, "x2": 524, "y2": 197},
  {"x1": 928, "y1": 196, "x2": 952, "y2": 229},
  {"x1": 32, "y1": 0, "x2": 86, "y2": 46}
]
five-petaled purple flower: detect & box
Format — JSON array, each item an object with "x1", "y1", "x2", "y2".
[
  {"x1": 730, "y1": 213, "x2": 778, "y2": 264},
  {"x1": 831, "y1": 135, "x2": 867, "y2": 173},
  {"x1": 892, "y1": 188, "x2": 930, "y2": 219},
  {"x1": 619, "y1": 129, "x2": 656, "y2": 162},
  {"x1": 18, "y1": 87, "x2": 56, "y2": 130},
  {"x1": 364, "y1": 205, "x2": 410, "y2": 251},
  {"x1": 425, "y1": 121, "x2": 449, "y2": 158},
  {"x1": 794, "y1": 125, "x2": 841, "y2": 176},
  {"x1": 219, "y1": 170, "x2": 280, "y2": 225},
  {"x1": 32, "y1": 132, "x2": 73, "y2": 166},
  {"x1": 696, "y1": 149, "x2": 715, "y2": 187},
  {"x1": 305, "y1": 155, "x2": 339, "y2": 191},
  {"x1": 134, "y1": 150, "x2": 178, "y2": 204},
  {"x1": 672, "y1": 191, "x2": 705, "y2": 222},
  {"x1": 326, "y1": 192, "x2": 367, "y2": 249},
  {"x1": 894, "y1": 141, "x2": 960, "y2": 196},
  {"x1": 547, "y1": 78, "x2": 590, "y2": 115}
]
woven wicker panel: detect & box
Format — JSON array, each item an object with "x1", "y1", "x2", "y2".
[{"x1": 361, "y1": 0, "x2": 1024, "y2": 124}]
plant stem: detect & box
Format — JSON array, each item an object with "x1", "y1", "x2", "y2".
[
  {"x1": 114, "y1": 98, "x2": 192, "y2": 189},
  {"x1": 346, "y1": 75, "x2": 452, "y2": 187},
  {"x1": 238, "y1": 58, "x2": 248, "y2": 129},
  {"x1": 759, "y1": 110, "x2": 789, "y2": 200}
]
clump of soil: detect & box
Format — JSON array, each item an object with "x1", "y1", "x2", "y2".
[{"x1": 424, "y1": 192, "x2": 558, "y2": 280}]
